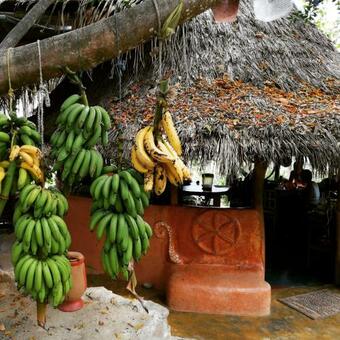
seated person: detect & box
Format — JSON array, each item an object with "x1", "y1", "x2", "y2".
[
  {"x1": 288, "y1": 159, "x2": 304, "y2": 189},
  {"x1": 300, "y1": 169, "x2": 320, "y2": 207}
]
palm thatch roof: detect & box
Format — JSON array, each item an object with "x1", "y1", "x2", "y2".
[
  {"x1": 105, "y1": 77, "x2": 339, "y2": 175},
  {"x1": 157, "y1": 1, "x2": 340, "y2": 92},
  {"x1": 99, "y1": 0, "x2": 340, "y2": 175}
]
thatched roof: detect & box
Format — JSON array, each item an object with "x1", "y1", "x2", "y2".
[
  {"x1": 106, "y1": 77, "x2": 340, "y2": 175},
  {"x1": 100, "y1": 1, "x2": 340, "y2": 175},
  {"x1": 156, "y1": 1, "x2": 340, "y2": 92}
]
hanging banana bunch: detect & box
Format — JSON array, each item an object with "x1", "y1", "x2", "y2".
[
  {"x1": 11, "y1": 184, "x2": 72, "y2": 315},
  {"x1": 89, "y1": 168, "x2": 152, "y2": 280},
  {"x1": 0, "y1": 112, "x2": 42, "y2": 218},
  {"x1": 50, "y1": 94, "x2": 111, "y2": 187},
  {"x1": 131, "y1": 110, "x2": 191, "y2": 195}
]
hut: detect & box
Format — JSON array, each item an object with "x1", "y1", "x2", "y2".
[
  {"x1": 1, "y1": 0, "x2": 339, "y2": 316},
  {"x1": 63, "y1": 0, "x2": 340, "y2": 315}
]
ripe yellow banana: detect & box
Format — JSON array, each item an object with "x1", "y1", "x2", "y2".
[
  {"x1": 161, "y1": 111, "x2": 182, "y2": 156},
  {"x1": 164, "y1": 164, "x2": 180, "y2": 186},
  {"x1": 135, "y1": 127, "x2": 155, "y2": 170},
  {"x1": 131, "y1": 146, "x2": 148, "y2": 173},
  {"x1": 144, "y1": 127, "x2": 174, "y2": 163},
  {"x1": 19, "y1": 151, "x2": 34, "y2": 167},
  {"x1": 21, "y1": 162, "x2": 43, "y2": 181},
  {"x1": 154, "y1": 164, "x2": 167, "y2": 195},
  {"x1": 157, "y1": 138, "x2": 177, "y2": 159},
  {"x1": 9, "y1": 145, "x2": 21, "y2": 161},
  {"x1": 20, "y1": 145, "x2": 42, "y2": 159},
  {"x1": 144, "y1": 169, "x2": 154, "y2": 192},
  {"x1": 164, "y1": 159, "x2": 183, "y2": 186},
  {"x1": 161, "y1": 138, "x2": 191, "y2": 181}
]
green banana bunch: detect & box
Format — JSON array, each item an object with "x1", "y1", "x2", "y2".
[
  {"x1": 50, "y1": 93, "x2": 111, "y2": 187},
  {"x1": 90, "y1": 169, "x2": 149, "y2": 217},
  {"x1": 17, "y1": 184, "x2": 68, "y2": 218},
  {"x1": 89, "y1": 168, "x2": 152, "y2": 280},
  {"x1": 12, "y1": 182, "x2": 72, "y2": 307},
  {"x1": 0, "y1": 113, "x2": 40, "y2": 148},
  {"x1": 13, "y1": 254, "x2": 72, "y2": 307},
  {"x1": 14, "y1": 213, "x2": 71, "y2": 256}
]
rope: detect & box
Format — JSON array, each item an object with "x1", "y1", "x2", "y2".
[
  {"x1": 6, "y1": 48, "x2": 14, "y2": 113},
  {"x1": 151, "y1": 0, "x2": 162, "y2": 34},
  {"x1": 37, "y1": 39, "x2": 50, "y2": 150},
  {"x1": 151, "y1": 0, "x2": 162, "y2": 80}
]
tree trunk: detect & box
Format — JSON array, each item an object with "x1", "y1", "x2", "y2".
[
  {"x1": 0, "y1": 0, "x2": 220, "y2": 95},
  {"x1": 0, "y1": 0, "x2": 56, "y2": 50}
]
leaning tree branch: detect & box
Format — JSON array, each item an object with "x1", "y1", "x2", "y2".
[
  {"x1": 0, "y1": 0, "x2": 56, "y2": 50},
  {"x1": 0, "y1": 0, "x2": 221, "y2": 95}
]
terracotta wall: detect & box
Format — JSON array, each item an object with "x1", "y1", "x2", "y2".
[{"x1": 65, "y1": 196, "x2": 265, "y2": 290}]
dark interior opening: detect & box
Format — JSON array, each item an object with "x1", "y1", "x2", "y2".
[{"x1": 264, "y1": 179, "x2": 338, "y2": 287}]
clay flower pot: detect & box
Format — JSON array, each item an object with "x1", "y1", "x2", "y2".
[{"x1": 58, "y1": 251, "x2": 87, "y2": 312}]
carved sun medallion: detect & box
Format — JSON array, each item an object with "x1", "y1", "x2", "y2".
[{"x1": 192, "y1": 211, "x2": 241, "y2": 255}]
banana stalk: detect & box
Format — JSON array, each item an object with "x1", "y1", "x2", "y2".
[{"x1": 37, "y1": 301, "x2": 47, "y2": 328}]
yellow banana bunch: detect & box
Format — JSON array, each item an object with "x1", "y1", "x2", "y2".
[
  {"x1": 8, "y1": 145, "x2": 43, "y2": 182},
  {"x1": 131, "y1": 111, "x2": 191, "y2": 194}
]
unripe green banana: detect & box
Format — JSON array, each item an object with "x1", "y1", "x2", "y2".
[
  {"x1": 96, "y1": 212, "x2": 112, "y2": 240},
  {"x1": 123, "y1": 237, "x2": 133, "y2": 266},
  {"x1": 15, "y1": 214, "x2": 32, "y2": 241},
  {"x1": 34, "y1": 260, "x2": 43, "y2": 292},
  {"x1": 85, "y1": 107, "x2": 97, "y2": 132},
  {"x1": 46, "y1": 258, "x2": 61, "y2": 285},
  {"x1": 60, "y1": 94, "x2": 81, "y2": 112},
  {"x1": 17, "y1": 168, "x2": 28, "y2": 190},
  {"x1": 42, "y1": 261, "x2": 53, "y2": 289},
  {"x1": 66, "y1": 104, "x2": 85, "y2": 129},
  {"x1": 14, "y1": 254, "x2": 30, "y2": 282},
  {"x1": 124, "y1": 213, "x2": 139, "y2": 241},
  {"x1": 76, "y1": 106, "x2": 90, "y2": 130},
  {"x1": 71, "y1": 134, "x2": 85, "y2": 155},
  {"x1": 65, "y1": 130, "x2": 76, "y2": 152},
  {"x1": 89, "y1": 209, "x2": 107, "y2": 231},
  {"x1": 25, "y1": 258, "x2": 38, "y2": 292},
  {"x1": 11, "y1": 240, "x2": 23, "y2": 265},
  {"x1": 102, "y1": 175, "x2": 112, "y2": 199},
  {"x1": 95, "y1": 106, "x2": 111, "y2": 130},
  {"x1": 34, "y1": 219, "x2": 44, "y2": 247},
  {"x1": 79, "y1": 150, "x2": 91, "y2": 178},
  {"x1": 133, "y1": 237, "x2": 142, "y2": 261},
  {"x1": 71, "y1": 149, "x2": 86, "y2": 175},
  {"x1": 19, "y1": 257, "x2": 35, "y2": 286}
]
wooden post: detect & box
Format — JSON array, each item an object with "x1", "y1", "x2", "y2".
[
  {"x1": 253, "y1": 160, "x2": 268, "y2": 268},
  {"x1": 336, "y1": 170, "x2": 340, "y2": 285},
  {"x1": 170, "y1": 185, "x2": 178, "y2": 205}
]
